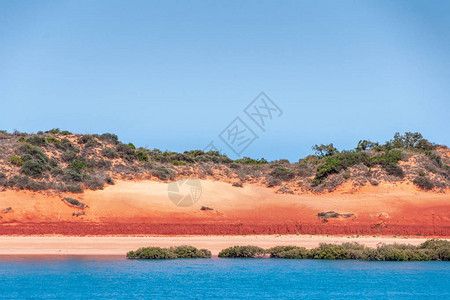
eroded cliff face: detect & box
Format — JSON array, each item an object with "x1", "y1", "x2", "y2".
[{"x1": 1, "y1": 179, "x2": 448, "y2": 236}]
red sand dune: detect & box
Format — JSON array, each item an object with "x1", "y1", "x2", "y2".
[{"x1": 0, "y1": 180, "x2": 449, "y2": 236}]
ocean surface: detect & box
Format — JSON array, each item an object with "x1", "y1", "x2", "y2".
[{"x1": 0, "y1": 256, "x2": 449, "y2": 299}]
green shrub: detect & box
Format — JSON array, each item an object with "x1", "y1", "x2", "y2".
[
  {"x1": 418, "y1": 239, "x2": 450, "y2": 261},
  {"x1": 270, "y1": 167, "x2": 296, "y2": 181},
  {"x1": 413, "y1": 176, "x2": 434, "y2": 190},
  {"x1": 99, "y1": 133, "x2": 119, "y2": 144},
  {"x1": 235, "y1": 157, "x2": 268, "y2": 164},
  {"x1": 6, "y1": 175, "x2": 48, "y2": 191},
  {"x1": 26, "y1": 135, "x2": 47, "y2": 147},
  {"x1": 63, "y1": 184, "x2": 83, "y2": 193},
  {"x1": 55, "y1": 138, "x2": 78, "y2": 152},
  {"x1": 152, "y1": 166, "x2": 174, "y2": 180},
  {"x1": 18, "y1": 144, "x2": 49, "y2": 161},
  {"x1": 343, "y1": 172, "x2": 351, "y2": 179},
  {"x1": 51, "y1": 167, "x2": 64, "y2": 177},
  {"x1": 136, "y1": 150, "x2": 149, "y2": 162},
  {"x1": 45, "y1": 128, "x2": 60, "y2": 134},
  {"x1": 169, "y1": 245, "x2": 212, "y2": 258},
  {"x1": 426, "y1": 152, "x2": 443, "y2": 167},
  {"x1": 308, "y1": 243, "x2": 349, "y2": 260},
  {"x1": 63, "y1": 168, "x2": 85, "y2": 182},
  {"x1": 9, "y1": 156, "x2": 23, "y2": 167},
  {"x1": 45, "y1": 137, "x2": 60, "y2": 144},
  {"x1": 363, "y1": 244, "x2": 430, "y2": 261},
  {"x1": 314, "y1": 151, "x2": 370, "y2": 183},
  {"x1": 218, "y1": 245, "x2": 266, "y2": 258},
  {"x1": 126, "y1": 247, "x2": 177, "y2": 259},
  {"x1": 116, "y1": 143, "x2": 135, "y2": 155},
  {"x1": 69, "y1": 158, "x2": 87, "y2": 173},
  {"x1": 62, "y1": 150, "x2": 77, "y2": 162},
  {"x1": 78, "y1": 135, "x2": 96, "y2": 145},
  {"x1": 0, "y1": 173, "x2": 6, "y2": 186},
  {"x1": 61, "y1": 130, "x2": 72, "y2": 135},
  {"x1": 418, "y1": 170, "x2": 425, "y2": 176},
  {"x1": 83, "y1": 176, "x2": 104, "y2": 190},
  {"x1": 105, "y1": 176, "x2": 115, "y2": 185},
  {"x1": 267, "y1": 246, "x2": 308, "y2": 259},
  {"x1": 21, "y1": 159, "x2": 50, "y2": 178},
  {"x1": 101, "y1": 148, "x2": 117, "y2": 159},
  {"x1": 266, "y1": 177, "x2": 282, "y2": 187},
  {"x1": 383, "y1": 163, "x2": 404, "y2": 178}
]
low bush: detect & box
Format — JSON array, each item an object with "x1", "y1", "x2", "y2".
[
  {"x1": 152, "y1": 166, "x2": 174, "y2": 180},
  {"x1": 105, "y1": 176, "x2": 115, "y2": 185},
  {"x1": 218, "y1": 245, "x2": 266, "y2": 258},
  {"x1": 136, "y1": 150, "x2": 149, "y2": 162},
  {"x1": 63, "y1": 169, "x2": 84, "y2": 182},
  {"x1": 382, "y1": 163, "x2": 404, "y2": 178},
  {"x1": 9, "y1": 156, "x2": 23, "y2": 167},
  {"x1": 21, "y1": 159, "x2": 50, "y2": 178},
  {"x1": 6, "y1": 175, "x2": 48, "y2": 191},
  {"x1": 314, "y1": 151, "x2": 370, "y2": 184},
  {"x1": 418, "y1": 239, "x2": 450, "y2": 261},
  {"x1": 83, "y1": 176, "x2": 104, "y2": 190},
  {"x1": 169, "y1": 245, "x2": 212, "y2": 258},
  {"x1": 116, "y1": 143, "x2": 135, "y2": 155},
  {"x1": 363, "y1": 244, "x2": 430, "y2": 261},
  {"x1": 100, "y1": 133, "x2": 119, "y2": 144},
  {"x1": 235, "y1": 157, "x2": 268, "y2": 164},
  {"x1": 45, "y1": 137, "x2": 60, "y2": 144},
  {"x1": 55, "y1": 139, "x2": 78, "y2": 152},
  {"x1": 62, "y1": 150, "x2": 77, "y2": 162},
  {"x1": 69, "y1": 158, "x2": 87, "y2": 173},
  {"x1": 0, "y1": 173, "x2": 6, "y2": 186},
  {"x1": 127, "y1": 247, "x2": 177, "y2": 259},
  {"x1": 232, "y1": 182, "x2": 243, "y2": 188},
  {"x1": 308, "y1": 243, "x2": 349, "y2": 260},
  {"x1": 78, "y1": 135, "x2": 97, "y2": 145},
  {"x1": 45, "y1": 128, "x2": 60, "y2": 134},
  {"x1": 413, "y1": 176, "x2": 434, "y2": 190},
  {"x1": 101, "y1": 147, "x2": 117, "y2": 159},
  {"x1": 62, "y1": 184, "x2": 83, "y2": 193},
  {"x1": 266, "y1": 177, "x2": 282, "y2": 187},
  {"x1": 270, "y1": 167, "x2": 296, "y2": 181},
  {"x1": 26, "y1": 135, "x2": 47, "y2": 147},
  {"x1": 267, "y1": 246, "x2": 308, "y2": 259}
]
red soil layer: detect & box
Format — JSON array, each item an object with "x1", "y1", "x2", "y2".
[
  {"x1": 1, "y1": 223, "x2": 449, "y2": 236},
  {"x1": 1, "y1": 180, "x2": 449, "y2": 236}
]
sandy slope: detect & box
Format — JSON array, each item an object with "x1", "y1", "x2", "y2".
[{"x1": 0, "y1": 180, "x2": 449, "y2": 236}]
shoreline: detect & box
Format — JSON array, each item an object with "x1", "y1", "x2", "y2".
[{"x1": 1, "y1": 235, "x2": 447, "y2": 256}]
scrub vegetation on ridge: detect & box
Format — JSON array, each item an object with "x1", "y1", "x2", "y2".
[{"x1": 0, "y1": 129, "x2": 448, "y2": 194}]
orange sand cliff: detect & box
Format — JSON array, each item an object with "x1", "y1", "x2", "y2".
[{"x1": 0, "y1": 180, "x2": 449, "y2": 236}]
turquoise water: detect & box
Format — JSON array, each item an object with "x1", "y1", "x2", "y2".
[{"x1": 0, "y1": 257, "x2": 449, "y2": 299}]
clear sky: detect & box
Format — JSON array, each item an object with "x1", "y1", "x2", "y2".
[{"x1": 1, "y1": 0, "x2": 449, "y2": 161}]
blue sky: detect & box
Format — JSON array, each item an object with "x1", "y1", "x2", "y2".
[{"x1": 1, "y1": 0, "x2": 449, "y2": 161}]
